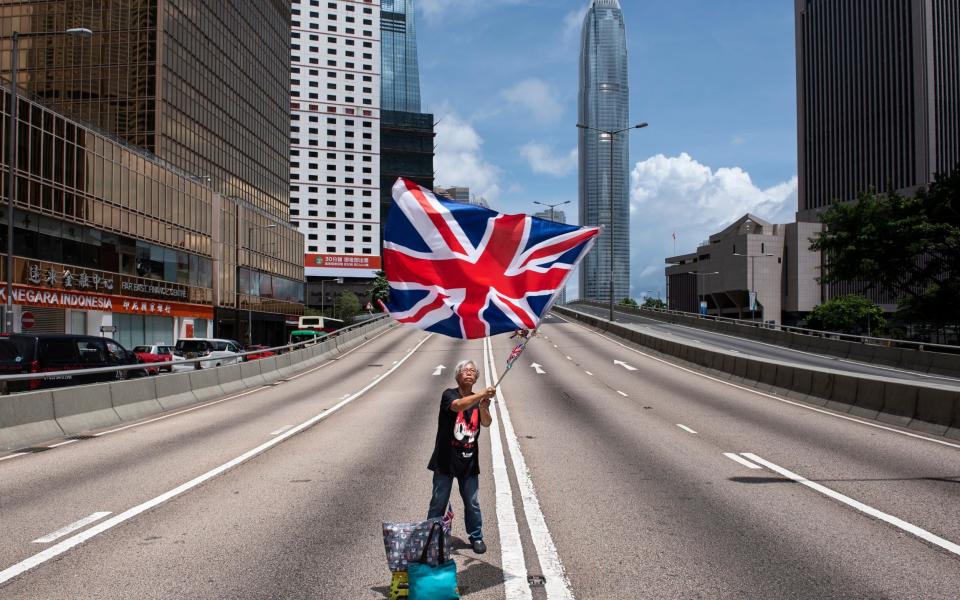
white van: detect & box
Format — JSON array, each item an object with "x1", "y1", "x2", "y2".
[{"x1": 172, "y1": 338, "x2": 243, "y2": 370}]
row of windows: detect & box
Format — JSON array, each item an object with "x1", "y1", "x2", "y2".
[
  {"x1": 291, "y1": 186, "x2": 374, "y2": 196},
  {"x1": 307, "y1": 246, "x2": 374, "y2": 254},
  {"x1": 290, "y1": 91, "x2": 374, "y2": 105},
  {"x1": 291, "y1": 200, "x2": 374, "y2": 212},
  {"x1": 291, "y1": 44, "x2": 374, "y2": 60},
  {"x1": 292, "y1": 115, "x2": 374, "y2": 128},
  {"x1": 293, "y1": 2, "x2": 374, "y2": 16},
  {"x1": 292, "y1": 22, "x2": 376, "y2": 37},
  {"x1": 291, "y1": 34, "x2": 375, "y2": 51}
]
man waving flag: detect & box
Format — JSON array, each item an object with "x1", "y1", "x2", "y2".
[{"x1": 382, "y1": 178, "x2": 600, "y2": 339}]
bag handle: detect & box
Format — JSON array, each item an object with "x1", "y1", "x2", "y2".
[{"x1": 420, "y1": 521, "x2": 446, "y2": 564}]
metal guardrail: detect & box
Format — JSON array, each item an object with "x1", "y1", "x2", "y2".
[
  {"x1": 0, "y1": 314, "x2": 390, "y2": 383},
  {"x1": 570, "y1": 300, "x2": 960, "y2": 354}
]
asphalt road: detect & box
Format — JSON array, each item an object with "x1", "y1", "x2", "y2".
[
  {"x1": 1, "y1": 316, "x2": 958, "y2": 599},
  {"x1": 571, "y1": 303, "x2": 960, "y2": 386}
]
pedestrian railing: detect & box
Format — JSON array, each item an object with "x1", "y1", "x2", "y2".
[
  {"x1": 569, "y1": 300, "x2": 960, "y2": 354},
  {"x1": 0, "y1": 314, "x2": 391, "y2": 387}
]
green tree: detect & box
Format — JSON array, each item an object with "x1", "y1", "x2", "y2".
[
  {"x1": 619, "y1": 297, "x2": 639, "y2": 307},
  {"x1": 333, "y1": 291, "x2": 361, "y2": 324},
  {"x1": 642, "y1": 297, "x2": 666, "y2": 309},
  {"x1": 806, "y1": 295, "x2": 886, "y2": 334},
  {"x1": 810, "y1": 163, "x2": 960, "y2": 330},
  {"x1": 369, "y1": 270, "x2": 389, "y2": 311}
]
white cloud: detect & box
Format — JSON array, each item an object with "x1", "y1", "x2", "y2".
[
  {"x1": 563, "y1": 6, "x2": 589, "y2": 41},
  {"x1": 433, "y1": 110, "x2": 501, "y2": 202},
  {"x1": 628, "y1": 152, "x2": 797, "y2": 297},
  {"x1": 520, "y1": 142, "x2": 577, "y2": 177},
  {"x1": 500, "y1": 79, "x2": 563, "y2": 124}
]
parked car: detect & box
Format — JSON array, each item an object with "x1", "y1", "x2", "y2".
[
  {"x1": 172, "y1": 338, "x2": 243, "y2": 370},
  {"x1": 0, "y1": 334, "x2": 145, "y2": 392},
  {"x1": 132, "y1": 344, "x2": 182, "y2": 374},
  {"x1": 289, "y1": 329, "x2": 328, "y2": 347},
  {"x1": 243, "y1": 345, "x2": 276, "y2": 361}
]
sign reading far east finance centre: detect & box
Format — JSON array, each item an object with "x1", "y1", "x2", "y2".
[{"x1": 305, "y1": 253, "x2": 381, "y2": 278}]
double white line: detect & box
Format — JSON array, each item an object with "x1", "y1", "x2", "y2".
[{"x1": 483, "y1": 337, "x2": 573, "y2": 600}]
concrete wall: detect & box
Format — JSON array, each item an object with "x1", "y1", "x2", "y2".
[
  {"x1": 0, "y1": 317, "x2": 395, "y2": 451},
  {"x1": 555, "y1": 305, "x2": 960, "y2": 440}
]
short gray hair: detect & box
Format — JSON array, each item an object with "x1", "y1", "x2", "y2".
[{"x1": 454, "y1": 359, "x2": 479, "y2": 378}]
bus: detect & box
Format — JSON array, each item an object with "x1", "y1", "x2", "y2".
[
  {"x1": 297, "y1": 315, "x2": 344, "y2": 333},
  {"x1": 289, "y1": 329, "x2": 328, "y2": 347}
]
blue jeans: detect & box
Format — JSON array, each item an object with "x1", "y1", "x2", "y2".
[{"x1": 427, "y1": 471, "x2": 483, "y2": 542}]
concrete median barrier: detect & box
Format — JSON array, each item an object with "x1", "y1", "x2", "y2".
[
  {"x1": 155, "y1": 372, "x2": 200, "y2": 410},
  {"x1": 53, "y1": 382, "x2": 121, "y2": 435},
  {"x1": 849, "y1": 378, "x2": 884, "y2": 420},
  {"x1": 239, "y1": 360, "x2": 267, "y2": 388},
  {"x1": 0, "y1": 390, "x2": 63, "y2": 450},
  {"x1": 111, "y1": 378, "x2": 163, "y2": 422},
  {"x1": 217, "y1": 364, "x2": 246, "y2": 395},
  {"x1": 913, "y1": 388, "x2": 956, "y2": 436},
  {"x1": 876, "y1": 383, "x2": 918, "y2": 428},
  {"x1": 258, "y1": 357, "x2": 280, "y2": 384},
  {"x1": 928, "y1": 352, "x2": 960, "y2": 377},
  {"x1": 189, "y1": 368, "x2": 225, "y2": 403}
]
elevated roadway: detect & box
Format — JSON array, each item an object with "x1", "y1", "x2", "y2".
[{"x1": 1, "y1": 316, "x2": 958, "y2": 598}]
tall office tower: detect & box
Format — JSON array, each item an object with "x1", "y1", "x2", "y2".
[
  {"x1": 381, "y1": 0, "x2": 421, "y2": 112},
  {"x1": 379, "y1": 0, "x2": 433, "y2": 247},
  {"x1": 290, "y1": 0, "x2": 382, "y2": 309},
  {"x1": 578, "y1": 0, "x2": 630, "y2": 303},
  {"x1": 0, "y1": 0, "x2": 305, "y2": 345},
  {"x1": 796, "y1": 0, "x2": 959, "y2": 220},
  {"x1": 795, "y1": 0, "x2": 960, "y2": 302}
]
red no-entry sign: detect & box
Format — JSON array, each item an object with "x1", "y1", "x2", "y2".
[{"x1": 21, "y1": 311, "x2": 35, "y2": 330}]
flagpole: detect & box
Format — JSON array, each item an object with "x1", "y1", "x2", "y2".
[{"x1": 491, "y1": 228, "x2": 600, "y2": 388}]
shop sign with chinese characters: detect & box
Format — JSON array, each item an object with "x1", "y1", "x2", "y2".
[
  {"x1": 26, "y1": 263, "x2": 116, "y2": 292},
  {"x1": 0, "y1": 286, "x2": 214, "y2": 319}
]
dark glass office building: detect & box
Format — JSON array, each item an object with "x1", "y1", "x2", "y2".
[
  {"x1": 381, "y1": 0, "x2": 421, "y2": 113},
  {"x1": 578, "y1": 0, "x2": 630, "y2": 303},
  {"x1": 379, "y1": 0, "x2": 433, "y2": 245},
  {"x1": 0, "y1": 0, "x2": 304, "y2": 346},
  {"x1": 796, "y1": 0, "x2": 960, "y2": 220}
]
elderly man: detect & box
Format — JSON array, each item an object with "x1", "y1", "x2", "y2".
[{"x1": 427, "y1": 359, "x2": 495, "y2": 554}]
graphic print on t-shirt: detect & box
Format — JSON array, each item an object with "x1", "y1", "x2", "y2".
[{"x1": 453, "y1": 409, "x2": 479, "y2": 445}]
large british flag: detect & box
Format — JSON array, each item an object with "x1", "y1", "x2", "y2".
[{"x1": 383, "y1": 178, "x2": 600, "y2": 339}]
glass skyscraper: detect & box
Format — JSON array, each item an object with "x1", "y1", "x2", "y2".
[
  {"x1": 381, "y1": 0, "x2": 422, "y2": 113},
  {"x1": 578, "y1": 0, "x2": 630, "y2": 302}
]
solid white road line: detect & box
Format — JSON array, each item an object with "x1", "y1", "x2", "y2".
[
  {"x1": 552, "y1": 314, "x2": 960, "y2": 451},
  {"x1": 742, "y1": 453, "x2": 960, "y2": 557},
  {"x1": 31, "y1": 512, "x2": 111, "y2": 544},
  {"x1": 584, "y1": 371, "x2": 593, "y2": 377},
  {"x1": 483, "y1": 339, "x2": 532, "y2": 600},
  {"x1": 616, "y1": 390, "x2": 628, "y2": 397},
  {"x1": 724, "y1": 453, "x2": 762, "y2": 469},
  {"x1": 0, "y1": 334, "x2": 432, "y2": 587},
  {"x1": 47, "y1": 440, "x2": 78, "y2": 449},
  {"x1": 487, "y1": 338, "x2": 574, "y2": 600},
  {"x1": 0, "y1": 453, "x2": 26, "y2": 462},
  {"x1": 269, "y1": 425, "x2": 294, "y2": 436},
  {"x1": 613, "y1": 360, "x2": 637, "y2": 371},
  {"x1": 676, "y1": 424, "x2": 697, "y2": 434}
]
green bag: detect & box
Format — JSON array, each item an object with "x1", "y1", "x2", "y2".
[{"x1": 407, "y1": 522, "x2": 459, "y2": 600}]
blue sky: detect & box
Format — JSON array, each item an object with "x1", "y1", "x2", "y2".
[{"x1": 414, "y1": 0, "x2": 798, "y2": 299}]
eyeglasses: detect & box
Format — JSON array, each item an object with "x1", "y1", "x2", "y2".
[{"x1": 459, "y1": 368, "x2": 478, "y2": 374}]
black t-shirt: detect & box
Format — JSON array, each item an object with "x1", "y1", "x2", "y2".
[{"x1": 428, "y1": 388, "x2": 481, "y2": 477}]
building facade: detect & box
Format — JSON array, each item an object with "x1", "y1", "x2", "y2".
[
  {"x1": 289, "y1": 0, "x2": 382, "y2": 313},
  {"x1": 578, "y1": 0, "x2": 630, "y2": 303},
  {"x1": 380, "y1": 0, "x2": 420, "y2": 113},
  {"x1": 0, "y1": 0, "x2": 304, "y2": 346},
  {"x1": 795, "y1": 0, "x2": 960, "y2": 306},
  {"x1": 665, "y1": 215, "x2": 822, "y2": 325}
]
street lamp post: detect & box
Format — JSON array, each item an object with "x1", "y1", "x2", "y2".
[
  {"x1": 687, "y1": 271, "x2": 718, "y2": 315},
  {"x1": 532, "y1": 200, "x2": 570, "y2": 223},
  {"x1": 733, "y1": 252, "x2": 774, "y2": 320},
  {"x1": 576, "y1": 121, "x2": 648, "y2": 322},
  {"x1": 4, "y1": 27, "x2": 92, "y2": 333}
]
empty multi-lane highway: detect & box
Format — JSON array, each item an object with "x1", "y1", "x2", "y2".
[{"x1": 1, "y1": 315, "x2": 958, "y2": 599}]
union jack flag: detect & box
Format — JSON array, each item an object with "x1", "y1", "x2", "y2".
[{"x1": 383, "y1": 178, "x2": 600, "y2": 339}]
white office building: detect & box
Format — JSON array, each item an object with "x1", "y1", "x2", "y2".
[{"x1": 290, "y1": 0, "x2": 382, "y2": 281}]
